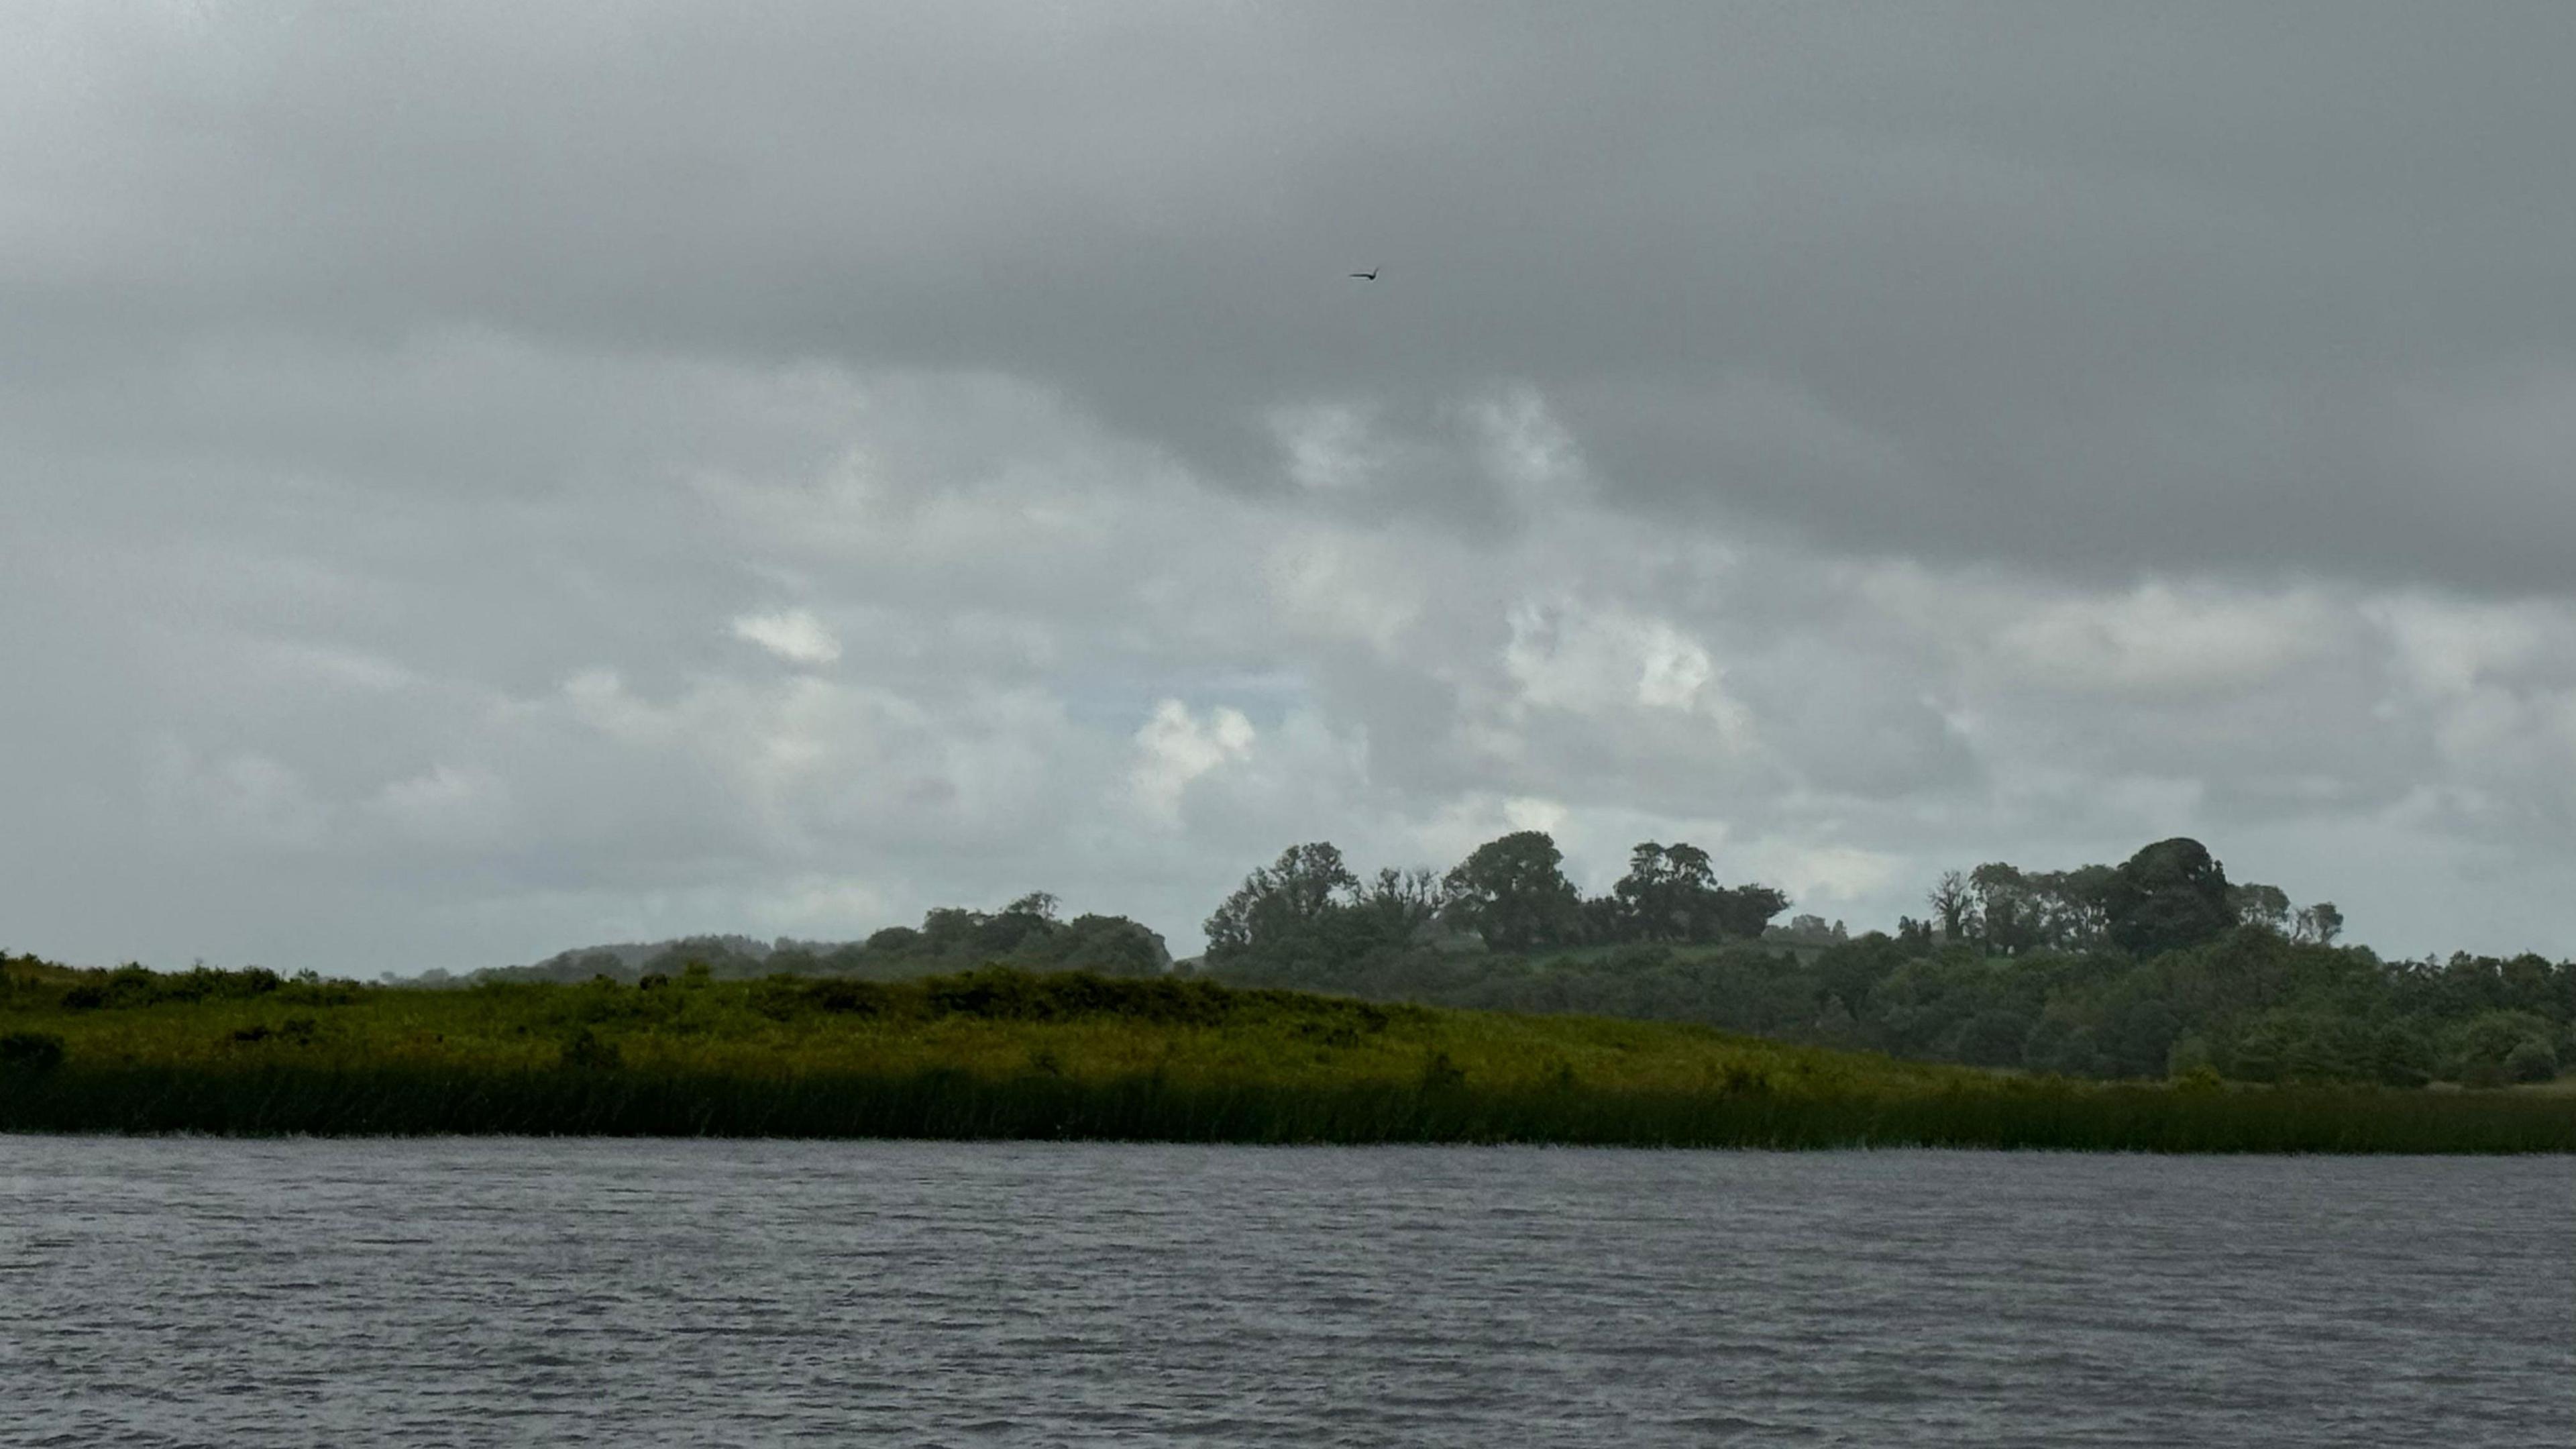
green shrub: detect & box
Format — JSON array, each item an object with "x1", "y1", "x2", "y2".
[
  {"x1": 805, "y1": 979, "x2": 893, "y2": 1016},
  {"x1": 560, "y1": 1028, "x2": 623, "y2": 1071},
  {"x1": 2171, "y1": 1064, "x2": 2224, "y2": 1093},
  {"x1": 1, "y1": 1030, "x2": 66, "y2": 1075},
  {"x1": 2440, "y1": 1010, "x2": 2558, "y2": 1085},
  {"x1": 2504, "y1": 1038, "x2": 2559, "y2": 1084}
]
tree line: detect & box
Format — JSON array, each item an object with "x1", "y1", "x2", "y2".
[
  {"x1": 1201, "y1": 831, "x2": 1788, "y2": 975},
  {"x1": 1908, "y1": 839, "x2": 2341, "y2": 957},
  {"x1": 460, "y1": 893, "x2": 1170, "y2": 987},
  {"x1": 1187, "y1": 831, "x2": 2573, "y2": 1089},
  {"x1": 448, "y1": 827, "x2": 2570, "y2": 1089}
]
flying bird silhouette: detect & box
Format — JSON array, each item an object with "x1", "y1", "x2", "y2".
[{"x1": 1348, "y1": 268, "x2": 1379, "y2": 280}]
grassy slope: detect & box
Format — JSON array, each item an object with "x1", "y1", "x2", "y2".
[{"x1": 3, "y1": 960, "x2": 2570, "y2": 1150}]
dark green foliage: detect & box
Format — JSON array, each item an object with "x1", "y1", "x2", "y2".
[
  {"x1": 473, "y1": 903, "x2": 1174, "y2": 988},
  {"x1": 2504, "y1": 1038, "x2": 2559, "y2": 1084},
  {"x1": 1206, "y1": 922, "x2": 2576, "y2": 1089},
  {"x1": 926, "y1": 967, "x2": 1227, "y2": 1024},
  {"x1": 801, "y1": 977, "x2": 893, "y2": 1016},
  {"x1": 1053, "y1": 914, "x2": 1175, "y2": 977},
  {"x1": 1613, "y1": 842, "x2": 1721, "y2": 941},
  {"x1": 1419, "y1": 1050, "x2": 1467, "y2": 1091},
  {"x1": 2438, "y1": 1010, "x2": 2561, "y2": 1087},
  {"x1": 1203, "y1": 842, "x2": 1373, "y2": 965},
  {"x1": 2104, "y1": 838, "x2": 2236, "y2": 956},
  {"x1": 916, "y1": 967, "x2": 1400, "y2": 1033},
  {"x1": 55, "y1": 963, "x2": 289, "y2": 1011},
  {"x1": 2228, "y1": 881, "x2": 2293, "y2": 932},
  {"x1": 1191, "y1": 832, "x2": 2575, "y2": 1089},
  {"x1": 1208, "y1": 833, "x2": 1786, "y2": 994},
  {"x1": 3, "y1": 949, "x2": 2568, "y2": 1150},
  {"x1": 1444, "y1": 831, "x2": 1582, "y2": 953},
  {"x1": 560, "y1": 1028, "x2": 623, "y2": 1071},
  {"x1": 1199, "y1": 845, "x2": 1455, "y2": 989},
  {"x1": 1709, "y1": 883, "x2": 1793, "y2": 940},
  {"x1": 0, "y1": 1063, "x2": 2565, "y2": 1152},
  {"x1": 1964, "y1": 861, "x2": 2114, "y2": 954},
  {"x1": 732, "y1": 965, "x2": 1404, "y2": 1037},
  {"x1": 1, "y1": 1030, "x2": 66, "y2": 1075}
]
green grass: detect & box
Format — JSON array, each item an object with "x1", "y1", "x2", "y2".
[{"x1": 3, "y1": 957, "x2": 2569, "y2": 1150}]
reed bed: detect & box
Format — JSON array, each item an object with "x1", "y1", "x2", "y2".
[
  {"x1": 5, "y1": 1065, "x2": 2570, "y2": 1152},
  {"x1": 3, "y1": 959, "x2": 2569, "y2": 1150}
]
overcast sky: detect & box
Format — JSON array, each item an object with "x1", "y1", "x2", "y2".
[{"x1": 8, "y1": 3, "x2": 2576, "y2": 974}]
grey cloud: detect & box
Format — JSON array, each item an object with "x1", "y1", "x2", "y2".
[
  {"x1": 13, "y1": 5, "x2": 2576, "y2": 586},
  {"x1": 7, "y1": 5, "x2": 2576, "y2": 972}
]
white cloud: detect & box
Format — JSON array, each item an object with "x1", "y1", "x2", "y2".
[
  {"x1": 2371, "y1": 592, "x2": 2560, "y2": 700},
  {"x1": 731, "y1": 608, "x2": 842, "y2": 666},
  {"x1": 1129, "y1": 699, "x2": 1256, "y2": 826},
  {"x1": 371, "y1": 764, "x2": 515, "y2": 849},
  {"x1": 1503, "y1": 598, "x2": 1744, "y2": 727},
  {"x1": 1993, "y1": 582, "x2": 2332, "y2": 698}
]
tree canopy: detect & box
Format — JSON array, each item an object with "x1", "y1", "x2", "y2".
[
  {"x1": 1444, "y1": 831, "x2": 1583, "y2": 953},
  {"x1": 2104, "y1": 837, "x2": 2236, "y2": 956}
]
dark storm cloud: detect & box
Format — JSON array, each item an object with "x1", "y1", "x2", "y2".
[{"x1": 15, "y1": 5, "x2": 2576, "y2": 584}]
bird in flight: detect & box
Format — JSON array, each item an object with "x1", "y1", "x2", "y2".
[{"x1": 1348, "y1": 268, "x2": 1379, "y2": 281}]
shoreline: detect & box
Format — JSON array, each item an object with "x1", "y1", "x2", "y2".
[{"x1": 7, "y1": 1065, "x2": 2570, "y2": 1153}]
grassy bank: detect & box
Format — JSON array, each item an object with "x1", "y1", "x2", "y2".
[{"x1": 4, "y1": 956, "x2": 2570, "y2": 1150}]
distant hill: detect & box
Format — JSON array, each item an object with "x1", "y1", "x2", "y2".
[
  {"x1": 501, "y1": 934, "x2": 781, "y2": 982},
  {"x1": 440, "y1": 897, "x2": 1169, "y2": 987}
]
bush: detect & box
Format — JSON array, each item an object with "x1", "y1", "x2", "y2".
[
  {"x1": 806, "y1": 978, "x2": 893, "y2": 1016},
  {"x1": 48, "y1": 963, "x2": 293, "y2": 1012},
  {"x1": 2171, "y1": 1064, "x2": 2225, "y2": 1093},
  {"x1": 1, "y1": 1031, "x2": 66, "y2": 1075},
  {"x1": 560, "y1": 1028, "x2": 623, "y2": 1071},
  {"x1": 2504, "y1": 1038, "x2": 2559, "y2": 1084},
  {"x1": 2440, "y1": 1010, "x2": 2559, "y2": 1085}
]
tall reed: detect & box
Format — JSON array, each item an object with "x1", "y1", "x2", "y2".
[{"x1": 5, "y1": 1063, "x2": 2568, "y2": 1152}]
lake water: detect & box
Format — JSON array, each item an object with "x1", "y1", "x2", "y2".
[{"x1": 0, "y1": 1140, "x2": 2567, "y2": 1446}]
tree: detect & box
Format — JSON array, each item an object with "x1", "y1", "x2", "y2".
[
  {"x1": 2228, "y1": 882, "x2": 2292, "y2": 932},
  {"x1": 1004, "y1": 892, "x2": 1061, "y2": 922},
  {"x1": 1969, "y1": 863, "x2": 2033, "y2": 954},
  {"x1": 1927, "y1": 870, "x2": 1978, "y2": 943},
  {"x1": 1356, "y1": 867, "x2": 1449, "y2": 945},
  {"x1": 2292, "y1": 901, "x2": 2344, "y2": 946},
  {"x1": 1613, "y1": 841, "x2": 1716, "y2": 941},
  {"x1": 2032, "y1": 865, "x2": 2114, "y2": 951},
  {"x1": 1443, "y1": 831, "x2": 1580, "y2": 953},
  {"x1": 2102, "y1": 838, "x2": 2234, "y2": 957},
  {"x1": 1576, "y1": 893, "x2": 1628, "y2": 945},
  {"x1": 1605, "y1": 841, "x2": 1782, "y2": 943},
  {"x1": 1709, "y1": 883, "x2": 1790, "y2": 939},
  {"x1": 1056, "y1": 914, "x2": 1172, "y2": 977},
  {"x1": 977, "y1": 893, "x2": 1065, "y2": 954},
  {"x1": 1202, "y1": 843, "x2": 1362, "y2": 963},
  {"x1": 917, "y1": 908, "x2": 983, "y2": 953}
]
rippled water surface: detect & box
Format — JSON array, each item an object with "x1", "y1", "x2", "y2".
[{"x1": 1, "y1": 1140, "x2": 2568, "y2": 1446}]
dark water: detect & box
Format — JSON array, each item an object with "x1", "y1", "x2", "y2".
[{"x1": 1, "y1": 1140, "x2": 2567, "y2": 1446}]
